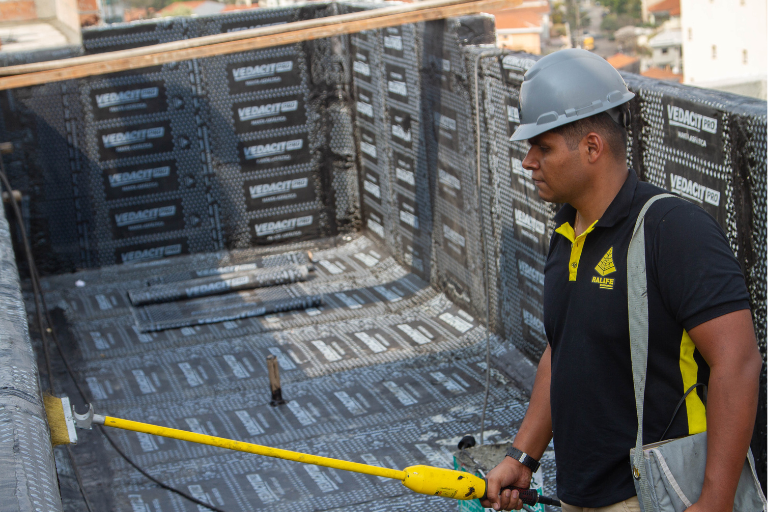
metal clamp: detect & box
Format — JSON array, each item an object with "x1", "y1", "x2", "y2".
[{"x1": 71, "y1": 403, "x2": 105, "y2": 430}]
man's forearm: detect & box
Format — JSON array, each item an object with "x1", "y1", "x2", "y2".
[
  {"x1": 698, "y1": 360, "x2": 761, "y2": 508},
  {"x1": 512, "y1": 345, "x2": 553, "y2": 460},
  {"x1": 688, "y1": 309, "x2": 762, "y2": 510}
]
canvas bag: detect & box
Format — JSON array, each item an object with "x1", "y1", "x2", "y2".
[{"x1": 627, "y1": 194, "x2": 767, "y2": 512}]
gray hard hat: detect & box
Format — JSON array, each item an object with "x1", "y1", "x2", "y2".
[{"x1": 510, "y1": 49, "x2": 635, "y2": 142}]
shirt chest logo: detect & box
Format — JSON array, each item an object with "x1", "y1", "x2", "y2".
[{"x1": 592, "y1": 247, "x2": 616, "y2": 289}]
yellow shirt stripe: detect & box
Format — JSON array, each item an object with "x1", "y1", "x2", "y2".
[
  {"x1": 679, "y1": 330, "x2": 707, "y2": 434},
  {"x1": 555, "y1": 220, "x2": 599, "y2": 281}
]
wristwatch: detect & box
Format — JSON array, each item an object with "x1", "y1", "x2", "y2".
[{"x1": 505, "y1": 447, "x2": 541, "y2": 473}]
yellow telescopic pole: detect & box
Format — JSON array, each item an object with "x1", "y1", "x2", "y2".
[{"x1": 101, "y1": 416, "x2": 406, "y2": 481}]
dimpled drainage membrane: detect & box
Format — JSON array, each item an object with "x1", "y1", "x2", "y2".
[{"x1": 35, "y1": 234, "x2": 553, "y2": 512}]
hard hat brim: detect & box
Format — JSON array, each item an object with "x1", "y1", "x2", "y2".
[{"x1": 509, "y1": 91, "x2": 635, "y2": 142}]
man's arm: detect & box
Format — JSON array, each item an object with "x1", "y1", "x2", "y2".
[
  {"x1": 480, "y1": 345, "x2": 553, "y2": 511},
  {"x1": 686, "y1": 309, "x2": 762, "y2": 512}
]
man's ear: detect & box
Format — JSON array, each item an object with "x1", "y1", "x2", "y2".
[{"x1": 583, "y1": 132, "x2": 604, "y2": 164}]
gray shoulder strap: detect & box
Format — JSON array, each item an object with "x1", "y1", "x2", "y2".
[{"x1": 628, "y1": 193, "x2": 674, "y2": 511}]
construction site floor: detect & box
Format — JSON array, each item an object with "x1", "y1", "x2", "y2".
[{"x1": 31, "y1": 234, "x2": 555, "y2": 511}]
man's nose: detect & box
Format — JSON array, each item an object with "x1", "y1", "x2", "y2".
[{"x1": 522, "y1": 148, "x2": 537, "y2": 170}]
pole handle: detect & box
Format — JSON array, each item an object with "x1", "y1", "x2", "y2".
[{"x1": 483, "y1": 482, "x2": 562, "y2": 507}]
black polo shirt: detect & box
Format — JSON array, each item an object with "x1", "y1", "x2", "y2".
[{"x1": 544, "y1": 170, "x2": 750, "y2": 507}]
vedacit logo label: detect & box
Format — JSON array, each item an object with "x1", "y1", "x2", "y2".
[
  {"x1": 108, "y1": 166, "x2": 170, "y2": 187},
  {"x1": 244, "y1": 139, "x2": 303, "y2": 159},
  {"x1": 514, "y1": 209, "x2": 545, "y2": 234},
  {"x1": 96, "y1": 87, "x2": 159, "y2": 108},
  {"x1": 186, "y1": 276, "x2": 249, "y2": 297},
  {"x1": 238, "y1": 100, "x2": 298, "y2": 121},
  {"x1": 102, "y1": 127, "x2": 165, "y2": 148},
  {"x1": 670, "y1": 173, "x2": 721, "y2": 206},
  {"x1": 232, "y1": 61, "x2": 293, "y2": 81},
  {"x1": 120, "y1": 243, "x2": 182, "y2": 263},
  {"x1": 254, "y1": 215, "x2": 313, "y2": 236},
  {"x1": 115, "y1": 206, "x2": 176, "y2": 227},
  {"x1": 667, "y1": 105, "x2": 718, "y2": 134},
  {"x1": 250, "y1": 178, "x2": 308, "y2": 198}
]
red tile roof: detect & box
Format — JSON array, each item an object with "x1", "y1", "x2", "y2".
[
  {"x1": 648, "y1": 0, "x2": 680, "y2": 16},
  {"x1": 156, "y1": 1, "x2": 206, "y2": 15},
  {"x1": 606, "y1": 53, "x2": 639, "y2": 69},
  {"x1": 641, "y1": 67, "x2": 682, "y2": 82}
]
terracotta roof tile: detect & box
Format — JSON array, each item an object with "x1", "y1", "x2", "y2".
[
  {"x1": 606, "y1": 52, "x2": 639, "y2": 69},
  {"x1": 641, "y1": 67, "x2": 682, "y2": 82}
]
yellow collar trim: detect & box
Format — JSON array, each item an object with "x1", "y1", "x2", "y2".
[{"x1": 556, "y1": 219, "x2": 599, "y2": 281}]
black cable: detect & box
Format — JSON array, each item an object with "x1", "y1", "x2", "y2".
[{"x1": 0, "y1": 163, "x2": 226, "y2": 512}]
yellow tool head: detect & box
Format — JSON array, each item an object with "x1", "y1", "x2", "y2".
[{"x1": 401, "y1": 465, "x2": 485, "y2": 500}]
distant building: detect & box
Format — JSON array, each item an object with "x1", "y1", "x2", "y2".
[
  {"x1": 614, "y1": 25, "x2": 654, "y2": 54},
  {"x1": 648, "y1": 28, "x2": 682, "y2": 74},
  {"x1": 647, "y1": 0, "x2": 680, "y2": 25},
  {"x1": 490, "y1": 0, "x2": 550, "y2": 55},
  {"x1": 680, "y1": 0, "x2": 767, "y2": 99},
  {"x1": 606, "y1": 52, "x2": 641, "y2": 74},
  {"x1": 0, "y1": 0, "x2": 81, "y2": 48}
]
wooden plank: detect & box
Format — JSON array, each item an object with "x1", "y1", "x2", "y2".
[
  {"x1": 0, "y1": 0, "x2": 488, "y2": 77},
  {"x1": 0, "y1": 0, "x2": 517, "y2": 91}
]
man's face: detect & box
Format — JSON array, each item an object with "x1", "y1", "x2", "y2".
[{"x1": 522, "y1": 131, "x2": 586, "y2": 204}]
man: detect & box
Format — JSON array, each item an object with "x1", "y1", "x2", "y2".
[{"x1": 480, "y1": 49, "x2": 762, "y2": 512}]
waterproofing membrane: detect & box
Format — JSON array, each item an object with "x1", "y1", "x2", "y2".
[
  {"x1": 0, "y1": 202, "x2": 62, "y2": 511},
  {"x1": 0, "y1": 3, "x2": 360, "y2": 272},
  {"x1": 127, "y1": 264, "x2": 311, "y2": 306},
  {"x1": 35, "y1": 234, "x2": 556, "y2": 511}
]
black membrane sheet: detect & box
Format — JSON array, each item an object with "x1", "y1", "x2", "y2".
[{"x1": 37, "y1": 234, "x2": 557, "y2": 512}]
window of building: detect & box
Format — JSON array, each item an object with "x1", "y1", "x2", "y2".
[
  {"x1": 743, "y1": 49, "x2": 748, "y2": 64},
  {"x1": 662, "y1": 47, "x2": 669, "y2": 54},
  {"x1": 688, "y1": 28, "x2": 692, "y2": 40},
  {"x1": 712, "y1": 45, "x2": 717, "y2": 59}
]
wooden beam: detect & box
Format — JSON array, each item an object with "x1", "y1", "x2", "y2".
[{"x1": 0, "y1": 0, "x2": 516, "y2": 90}]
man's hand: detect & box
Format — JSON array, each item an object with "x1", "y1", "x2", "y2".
[{"x1": 479, "y1": 457, "x2": 533, "y2": 511}]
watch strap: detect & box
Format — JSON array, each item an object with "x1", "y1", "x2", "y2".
[{"x1": 505, "y1": 446, "x2": 540, "y2": 472}]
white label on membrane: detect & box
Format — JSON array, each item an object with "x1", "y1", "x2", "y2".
[
  {"x1": 360, "y1": 453, "x2": 389, "y2": 481},
  {"x1": 95, "y1": 294, "x2": 112, "y2": 310},
  {"x1": 515, "y1": 209, "x2": 546, "y2": 235},
  {"x1": 304, "y1": 465, "x2": 338, "y2": 493},
  {"x1": 247, "y1": 474, "x2": 279, "y2": 504},
  {"x1": 354, "y1": 252, "x2": 379, "y2": 267},
  {"x1": 90, "y1": 331, "x2": 109, "y2": 350},
  {"x1": 185, "y1": 418, "x2": 206, "y2": 435},
  {"x1": 367, "y1": 219, "x2": 384, "y2": 237},
  {"x1": 439, "y1": 312, "x2": 473, "y2": 333},
  {"x1": 396, "y1": 167, "x2": 415, "y2": 186},
  {"x1": 430, "y1": 371, "x2": 464, "y2": 394},
  {"x1": 363, "y1": 179, "x2": 381, "y2": 198},
  {"x1": 178, "y1": 362, "x2": 203, "y2": 387},
  {"x1": 136, "y1": 432, "x2": 158, "y2": 452},
  {"x1": 311, "y1": 340, "x2": 343, "y2": 362},
  {"x1": 334, "y1": 390, "x2": 366, "y2": 415},
  {"x1": 128, "y1": 494, "x2": 149, "y2": 512},
  {"x1": 353, "y1": 60, "x2": 370, "y2": 77},
  {"x1": 399, "y1": 210, "x2": 419, "y2": 229},
  {"x1": 415, "y1": 443, "x2": 452, "y2": 468},
  {"x1": 318, "y1": 259, "x2": 343, "y2": 274},
  {"x1": 223, "y1": 355, "x2": 249, "y2": 379},
  {"x1": 334, "y1": 292, "x2": 362, "y2": 309},
  {"x1": 384, "y1": 35, "x2": 402, "y2": 50},
  {"x1": 397, "y1": 324, "x2": 431, "y2": 345},
  {"x1": 287, "y1": 400, "x2": 316, "y2": 426},
  {"x1": 354, "y1": 332, "x2": 387, "y2": 353},
  {"x1": 132, "y1": 369, "x2": 156, "y2": 394},
  {"x1": 373, "y1": 285, "x2": 402, "y2": 302},
  {"x1": 268, "y1": 347, "x2": 296, "y2": 370},
  {"x1": 356, "y1": 101, "x2": 373, "y2": 117},
  {"x1": 235, "y1": 410, "x2": 265, "y2": 436},
  {"x1": 388, "y1": 80, "x2": 407, "y2": 96},
  {"x1": 383, "y1": 381, "x2": 417, "y2": 406},
  {"x1": 86, "y1": 377, "x2": 108, "y2": 400},
  {"x1": 523, "y1": 309, "x2": 546, "y2": 335}
]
